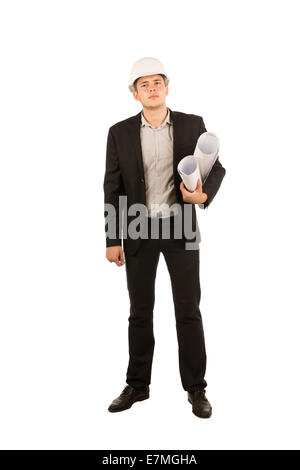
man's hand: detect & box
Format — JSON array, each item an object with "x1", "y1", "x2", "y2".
[
  {"x1": 180, "y1": 178, "x2": 208, "y2": 204},
  {"x1": 106, "y1": 245, "x2": 125, "y2": 266}
]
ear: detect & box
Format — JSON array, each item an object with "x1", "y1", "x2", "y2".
[
  {"x1": 165, "y1": 86, "x2": 169, "y2": 96},
  {"x1": 133, "y1": 90, "x2": 140, "y2": 102}
]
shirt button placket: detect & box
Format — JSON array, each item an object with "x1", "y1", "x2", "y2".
[{"x1": 154, "y1": 128, "x2": 159, "y2": 217}]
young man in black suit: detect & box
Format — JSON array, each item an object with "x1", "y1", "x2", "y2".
[{"x1": 103, "y1": 57, "x2": 226, "y2": 418}]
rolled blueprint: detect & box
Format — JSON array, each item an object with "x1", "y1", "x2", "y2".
[
  {"x1": 177, "y1": 155, "x2": 200, "y2": 192},
  {"x1": 193, "y1": 132, "x2": 220, "y2": 184}
]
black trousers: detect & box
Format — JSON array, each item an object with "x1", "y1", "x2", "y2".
[{"x1": 124, "y1": 215, "x2": 207, "y2": 393}]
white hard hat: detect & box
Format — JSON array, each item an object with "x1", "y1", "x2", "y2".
[{"x1": 128, "y1": 57, "x2": 169, "y2": 92}]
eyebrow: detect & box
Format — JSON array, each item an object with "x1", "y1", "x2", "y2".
[{"x1": 139, "y1": 78, "x2": 162, "y2": 84}]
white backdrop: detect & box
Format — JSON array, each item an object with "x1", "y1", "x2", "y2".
[{"x1": 1, "y1": 0, "x2": 299, "y2": 450}]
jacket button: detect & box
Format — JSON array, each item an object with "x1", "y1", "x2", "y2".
[{"x1": 141, "y1": 178, "x2": 144, "y2": 183}]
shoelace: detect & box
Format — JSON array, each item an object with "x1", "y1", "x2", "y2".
[
  {"x1": 120, "y1": 385, "x2": 131, "y2": 397},
  {"x1": 192, "y1": 390, "x2": 207, "y2": 400}
]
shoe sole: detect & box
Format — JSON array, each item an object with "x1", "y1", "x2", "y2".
[
  {"x1": 108, "y1": 394, "x2": 149, "y2": 413},
  {"x1": 188, "y1": 396, "x2": 212, "y2": 419}
]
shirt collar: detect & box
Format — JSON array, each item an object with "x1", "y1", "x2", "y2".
[{"x1": 141, "y1": 108, "x2": 171, "y2": 129}]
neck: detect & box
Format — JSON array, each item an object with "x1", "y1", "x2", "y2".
[{"x1": 142, "y1": 104, "x2": 168, "y2": 128}]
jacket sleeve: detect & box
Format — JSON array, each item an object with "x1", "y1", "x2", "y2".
[
  {"x1": 103, "y1": 127, "x2": 125, "y2": 247},
  {"x1": 197, "y1": 117, "x2": 226, "y2": 210}
]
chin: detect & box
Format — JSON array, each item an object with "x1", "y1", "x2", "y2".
[{"x1": 148, "y1": 101, "x2": 163, "y2": 107}]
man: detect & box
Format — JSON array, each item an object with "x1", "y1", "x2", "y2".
[{"x1": 103, "y1": 57, "x2": 226, "y2": 418}]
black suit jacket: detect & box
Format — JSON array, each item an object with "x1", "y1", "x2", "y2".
[{"x1": 103, "y1": 108, "x2": 226, "y2": 255}]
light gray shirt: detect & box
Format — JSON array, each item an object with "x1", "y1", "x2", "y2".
[{"x1": 140, "y1": 108, "x2": 179, "y2": 218}]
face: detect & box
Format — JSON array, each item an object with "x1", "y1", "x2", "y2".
[{"x1": 133, "y1": 74, "x2": 168, "y2": 109}]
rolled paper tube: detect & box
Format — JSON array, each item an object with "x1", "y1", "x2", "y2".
[
  {"x1": 177, "y1": 155, "x2": 200, "y2": 192},
  {"x1": 193, "y1": 132, "x2": 220, "y2": 184}
]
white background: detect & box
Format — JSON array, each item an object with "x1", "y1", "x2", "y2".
[{"x1": 0, "y1": 0, "x2": 299, "y2": 450}]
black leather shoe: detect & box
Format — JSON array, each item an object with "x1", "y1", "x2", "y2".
[
  {"x1": 108, "y1": 385, "x2": 150, "y2": 413},
  {"x1": 187, "y1": 390, "x2": 212, "y2": 418}
]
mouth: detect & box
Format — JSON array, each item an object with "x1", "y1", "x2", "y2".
[{"x1": 149, "y1": 96, "x2": 158, "y2": 99}]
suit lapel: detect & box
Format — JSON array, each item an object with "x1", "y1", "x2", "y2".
[
  {"x1": 131, "y1": 110, "x2": 145, "y2": 180},
  {"x1": 169, "y1": 108, "x2": 183, "y2": 203},
  {"x1": 169, "y1": 107, "x2": 180, "y2": 169}
]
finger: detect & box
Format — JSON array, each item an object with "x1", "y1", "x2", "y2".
[
  {"x1": 117, "y1": 254, "x2": 124, "y2": 266},
  {"x1": 116, "y1": 252, "x2": 125, "y2": 266},
  {"x1": 180, "y1": 181, "x2": 189, "y2": 193},
  {"x1": 181, "y1": 183, "x2": 189, "y2": 196}
]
